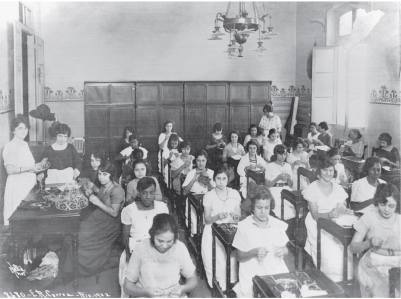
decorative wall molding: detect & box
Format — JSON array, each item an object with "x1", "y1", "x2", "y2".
[
  {"x1": 370, "y1": 86, "x2": 400, "y2": 105},
  {"x1": 45, "y1": 87, "x2": 84, "y2": 101},
  {"x1": 0, "y1": 89, "x2": 14, "y2": 112},
  {"x1": 271, "y1": 85, "x2": 311, "y2": 98}
]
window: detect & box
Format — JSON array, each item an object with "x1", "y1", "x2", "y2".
[
  {"x1": 19, "y1": 2, "x2": 32, "y2": 28},
  {"x1": 339, "y1": 11, "x2": 352, "y2": 36}
]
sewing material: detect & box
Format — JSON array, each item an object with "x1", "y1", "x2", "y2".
[{"x1": 55, "y1": 183, "x2": 88, "y2": 211}]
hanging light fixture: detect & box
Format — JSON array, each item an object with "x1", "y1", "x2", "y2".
[{"x1": 208, "y1": 2, "x2": 278, "y2": 58}]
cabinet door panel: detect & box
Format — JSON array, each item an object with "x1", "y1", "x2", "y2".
[
  {"x1": 186, "y1": 107, "x2": 207, "y2": 137},
  {"x1": 136, "y1": 84, "x2": 159, "y2": 104},
  {"x1": 230, "y1": 105, "x2": 250, "y2": 136},
  {"x1": 137, "y1": 107, "x2": 159, "y2": 138},
  {"x1": 186, "y1": 83, "x2": 206, "y2": 103},
  {"x1": 207, "y1": 83, "x2": 227, "y2": 103},
  {"x1": 86, "y1": 85, "x2": 109, "y2": 104},
  {"x1": 160, "y1": 106, "x2": 183, "y2": 137},
  {"x1": 207, "y1": 105, "x2": 228, "y2": 133},
  {"x1": 85, "y1": 107, "x2": 109, "y2": 138},
  {"x1": 110, "y1": 107, "x2": 134, "y2": 138},
  {"x1": 161, "y1": 84, "x2": 183, "y2": 105},
  {"x1": 111, "y1": 84, "x2": 134, "y2": 104},
  {"x1": 251, "y1": 83, "x2": 270, "y2": 102},
  {"x1": 251, "y1": 104, "x2": 265, "y2": 126},
  {"x1": 230, "y1": 84, "x2": 250, "y2": 103}
]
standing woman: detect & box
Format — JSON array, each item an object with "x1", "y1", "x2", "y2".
[
  {"x1": 116, "y1": 126, "x2": 134, "y2": 155},
  {"x1": 38, "y1": 123, "x2": 82, "y2": 184},
  {"x1": 375, "y1": 133, "x2": 400, "y2": 169},
  {"x1": 3, "y1": 114, "x2": 41, "y2": 225},
  {"x1": 286, "y1": 138, "x2": 311, "y2": 191},
  {"x1": 264, "y1": 144, "x2": 294, "y2": 220},
  {"x1": 201, "y1": 167, "x2": 241, "y2": 290},
  {"x1": 158, "y1": 120, "x2": 183, "y2": 172},
  {"x1": 205, "y1": 122, "x2": 227, "y2": 169},
  {"x1": 258, "y1": 103, "x2": 282, "y2": 136},
  {"x1": 315, "y1": 122, "x2": 334, "y2": 147},
  {"x1": 344, "y1": 129, "x2": 364, "y2": 158}
]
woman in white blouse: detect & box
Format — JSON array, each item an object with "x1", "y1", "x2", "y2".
[
  {"x1": 258, "y1": 103, "x2": 282, "y2": 136},
  {"x1": 307, "y1": 122, "x2": 320, "y2": 146},
  {"x1": 158, "y1": 120, "x2": 183, "y2": 172}
]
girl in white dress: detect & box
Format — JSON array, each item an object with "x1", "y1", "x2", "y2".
[
  {"x1": 233, "y1": 186, "x2": 289, "y2": 298},
  {"x1": 158, "y1": 120, "x2": 183, "y2": 172},
  {"x1": 307, "y1": 122, "x2": 320, "y2": 147},
  {"x1": 201, "y1": 166, "x2": 241, "y2": 290},
  {"x1": 263, "y1": 128, "x2": 282, "y2": 163},
  {"x1": 162, "y1": 134, "x2": 180, "y2": 185},
  {"x1": 265, "y1": 144, "x2": 295, "y2": 220},
  {"x1": 327, "y1": 148, "x2": 348, "y2": 185},
  {"x1": 302, "y1": 157, "x2": 353, "y2": 282},
  {"x1": 3, "y1": 114, "x2": 41, "y2": 225},
  {"x1": 286, "y1": 137, "x2": 311, "y2": 191},
  {"x1": 170, "y1": 140, "x2": 193, "y2": 194}
]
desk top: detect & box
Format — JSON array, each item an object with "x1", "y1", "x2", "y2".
[
  {"x1": 342, "y1": 156, "x2": 365, "y2": 163},
  {"x1": 212, "y1": 223, "x2": 237, "y2": 245},
  {"x1": 317, "y1": 218, "x2": 355, "y2": 241}
]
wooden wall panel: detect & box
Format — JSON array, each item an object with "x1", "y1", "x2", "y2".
[
  {"x1": 110, "y1": 84, "x2": 134, "y2": 104},
  {"x1": 251, "y1": 104, "x2": 265, "y2": 127},
  {"x1": 186, "y1": 83, "x2": 206, "y2": 104},
  {"x1": 136, "y1": 83, "x2": 159, "y2": 104},
  {"x1": 137, "y1": 107, "x2": 159, "y2": 138},
  {"x1": 85, "y1": 139, "x2": 109, "y2": 159},
  {"x1": 208, "y1": 105, "x2": 228, "y2": 134},
  {"x1": 186, "y1": 106, "x2": 207, "y2": 152},
  {"x1": 230, "y1": 105, "x2": 250, "y2": 136},
  {"x1": 251, "y1": 83, "x2": 270, "y2": 102},
  {"x1": 85, "y1": 107, "x2": 109, "y2": 138},
  {"x1": 207, "y1": 83, "x2": 227, "y2": 103},
  {"x1": 160, "y1": 106, "x2": 184, "y2": 137},
  {"x1": 110, "y1": 107, "x2": 134, "y2": 139},
  {"x1": 161, "y1": 84, "x2": 183, "y2": 104},
  {"x1": 86, "y1": 85, "x2": 108, "y2": 104},
  {"x1": 230, "y1": 83, "x2": 250, "y2": 103},
  {"x1": 297, "y1": 97, "x2": 312, "y2": 126}
]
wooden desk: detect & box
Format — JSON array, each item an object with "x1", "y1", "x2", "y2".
[
  {"x1": 280, "y1": 190, "x2": 305, "y2": 270},
  {"x1": 212, "y1": 223, "x2": 237, "y2": 298},
  {"x1": 252, "y1": 269, "x2": 344, "y2": 298},
  {"x1": 246, "y1": 169, "x2": 265, "y2": 195},
  {"x1": 9, "y1": 189, "x2": 81, "y2": 291},
  {"x1": 187, "y1": 193, "x2": 205, "y2": 278},
  {"x1": 317, "y1": 218, "x2": 355, "y2": 285}
]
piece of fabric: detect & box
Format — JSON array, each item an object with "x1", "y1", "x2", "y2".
[
  {"x1": 344, "y1": 140, "x2": 364, "y2": 158},
  {"x1": 307, "y1": 132, "x2": 320, "y2": 143}
]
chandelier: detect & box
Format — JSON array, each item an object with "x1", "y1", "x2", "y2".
[{"x1": 208, "y1": 2, "x2": 278, "y2": 58}]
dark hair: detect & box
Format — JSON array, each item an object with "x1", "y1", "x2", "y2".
[
  {"x1": 318, "y1": 122, "x2": 329, "y2": 131},
  {"x1": 132, "y1": 158, "x2": 147, "y2": 171},
  {"x1": 194, "y1": 149, "x2": 209, "y2": 161},
  {"x1": 55, "y1": 123, "x2": 71, "y2": 137},
  {"x1": 167, "y1": 133, "x2": 180, "y2": 150},
  {"x1": 268, "y1": 128, "x2": 278, "y2": 138},
  {"x1": 250, "y1": 186, "x2": 275, "y2": 211},
  {"x1": 270, "y1": 144, "x2": 287, "y2": 162},
  {"x1": 327, "y1": 147, "x2": 341, "y2": 158},
  {"x1": 128, "y1": 135, "x2": 138, "y2": 142},
  {"x1": 131, "y1": 148, "x2": 144, "y2": 160},
  {"x1": 162, "y1": 120, "x2": 176, "y2": 133},
  {"x1": 229, "y1": 130, "x2": 241, "y2": 144},
  {"x1": 349, "y1": 129, "x2": 362, "y2": 140},
  {"x1": 212, "y1": 122, "x2": 223, "y2": 133},
  {"x1": 291, "y1": 137, "x2": 307, "y2": 151},
  {"x1": 362, "y1": 156, "x2": 382, "y2": 174},
  {"x1": 137, "y1": 176, "x2": 156, "y2": 191},
  {"x1": 11, "y1": 114, "x2": 31, "y2": 132},
  {"x1": 92, "y1": 148, "x2": 108, "y2": 163},
  {"x1": 378, "y1": 133, "x2": 392, "y2": 145},
  {"x1": 98, "y1": 161, "x2": 117, "y2": 183},
  {"x1": 248, "y1": 124, "x2": 261, "y2": 136},
  {"x1": 374, "y1": 183, "x2": 400, "y2": 213},
  {"x1": 213, "y1": 166, "x2": 230, "y2": 180},
  {"x1": 149, "y1": 214, "x2": 179, "y2": 246},
  {"x1": 179, "y1": 140, "x2": 191, "y2": 150},
  {"x1": 122, "y1": 126, "x2": 134, "y2": 138},
  {"x1": 263, "y1": 104, "x2": 273, "y2": 113},
  {"x1": 246, "y1": 139, "x2": 259, "y2": 152},
  {"x1": 309, "y1": 122, "x2": 318, "y2": 129},
  {"x1": 316, "y1": 156, "x2": 337, "y2": 179}
]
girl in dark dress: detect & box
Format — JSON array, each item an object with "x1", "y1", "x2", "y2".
[{"x1": 376, "y1": 133, "x2": 400, "y2": 168}]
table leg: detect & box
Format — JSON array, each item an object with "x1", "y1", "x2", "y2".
[
  {"x1": 187, "y1": 199, "x2": 191, "y2": 242},
  {"x1": 294, "y1": 214, "x2": 300, "y2": 270},
  {"x1": 72, "y1": 233, "x2": 79, "y2": 292},
  {"x1": 226, "y1": 246, "x2": 231, "y2": 298},
  {"x1": 212, "y1": 231, "x2": 216, "y2": 298},
  {"x1": 317, "y1": 227, "x2": 321, "y2": 270},
  {"x1": 13, "y1": 237, "x2": 22, "y2": 289},
  {"x1": 196, "y1": 206, "x2": 201, "y2": 277},
  {"x1": 343, "y1": 242, "x2": 348, "y2": 284},
  {"x1": 281, "y1": 198, "x2": 284, "y2": 220}
]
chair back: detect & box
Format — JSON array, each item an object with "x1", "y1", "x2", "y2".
[
  {"x1": 297, "y1": 167, "x2": 317, "y2": 191},
  {"x1": 371, "y1": 146, "x2": 378, "y2": 157},
  {"x1": 72, "y1": 137, "x2": 85, "y2": 156},
  {"x1": 361, "y1": 145, "x2": 368, "y2": 159},
  {"x1": 389, "y1": 267, "x2": 401, "y2": 298}
]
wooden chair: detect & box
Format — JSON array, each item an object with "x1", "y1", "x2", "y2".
[
  {"x1": 389, "y1": 267, "x2": 401, "y2": 298},
  {"x1": 177, "y1": 173, "x2": 187, "y2": 227},
  {"x1": 361, "y1": 145, "x2": 368, "y2": 159},
  {"x1": 72, "y1": 137, "x2": 85, "y2": 158},
  {"x1": 297, "y1": 167, "x2": 317, "y2": 191}
]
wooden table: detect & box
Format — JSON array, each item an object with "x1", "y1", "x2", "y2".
[
  {"x1": 317, "y1": 218, "x2": 356, "y2": 286},
  {"x1": 252, "y1": 269, "x2": 345, "y2": 298},
  {"x1": 9, "y1": 189, "x2": 81, "y2": 291},
  {"x1": 246, "y1": 169, "x2": 265, "y2": 195},
  {"x1": 212, "y1": 223, "x2": 237, "y2": 298},
  {"x1": 342, "y1": 156, "x2": 365, "y2": 181},
  {"x1": 280, "y1": 190, "x2": 305, "y2": 270},
  {"x1": 187, "y1": 193, "x2": 205, "y2": 278}
]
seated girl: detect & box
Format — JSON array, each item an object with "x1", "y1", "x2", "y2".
[
  {"x1": 82, "y1": 148, "x2": 108, "y2": 188},
  {"x1": 115, "y1": 135, "x2": 148, "y2": 165},
  {"x1": 351, "y1": 183, "x2": 400, "y2": 298},
  {"x1": 344, "y1": 129, "x2": 364, "y2": 158},
  {"x1": 120, "y1": 148, "x2": 152, "y2": 189},
  {"x1": 118, "y1": 177, "x2": 169, "y2": 298},
  {"x1": 351, "y1": 157, "x2": 385, "y2": 214},
  {"x1": 237, "y1": 140, "x2": 267, "y2": 199},
  {"x1": 315, "y1": 121, "x2": 334, "y2": 147},
  {"x1": 162, "y1": 133, "x2": 180, "y2": 185},
  {"x1": 264, "y1": 144, "x2": 294, "y2": 220},
  {"x1": 286, "y1": 138, "x2": 311, "y2": 191},
  {"x1": 327, "y1": 148, "x2": 348, "y2": 185},
  {"x1": 158, "y1": 120, "x2": 183, "y2": 172},
  {"x1": 233, "y1": 186, "x2": 289, "y2": 298},
  {"x1": 243, "y1": 124, "x2": 263, "y2": 148},
  {"x1": 302, "y1": 157, "x2": 353, "y2": 282},
  {"x1": 205, "y1": 122, "x2": 227, "y2": 170},
  {"x1": 123, "y1": 214, "x2": 198, "y2": 298},
  {"x1": 307, "y1": 122, "x2": 320, "y2": 147},
  {"x1": 201, "y1": 166, "x2": 241, "y2": 290},
  {"x1": 223, "y1": 130, "x2": 246, "y2": 185},
  {"x1": 126, "y1": 159, "x2": 162, "y2": 205},
  {"x1": 170, "y1": 140, "x2": 194, "y2": 194},
  {"x1": 263, "y1": 128, "x2": 282, "y2": 163},
  {"x1": 375, "y1": 133, "x2": 400, "y2": 169}
]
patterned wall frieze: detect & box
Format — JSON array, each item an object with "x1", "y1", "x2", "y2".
[
  {"x1": 370, "y1": 86, "x2": 400, "y2": 105},
  {"x1": 45, "y1": 87, "x2": 84, "y2": 101},
  {"x1": 0, "y1": 90, "x2": 14, "y2": 112},
  {"x1": 271, "y1": 85, "x2": 312, "y2": 98}
]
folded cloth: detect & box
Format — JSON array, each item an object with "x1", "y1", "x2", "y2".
[
  {"x1": 333, "y1": 214, "x2": 359, "y2": 227},
  {"x1": 46, "y1": 168, "x2": 74, "y2": 185},
  {"x1": 27, "y1": 252, "x2": 59, "y2": 281}
]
